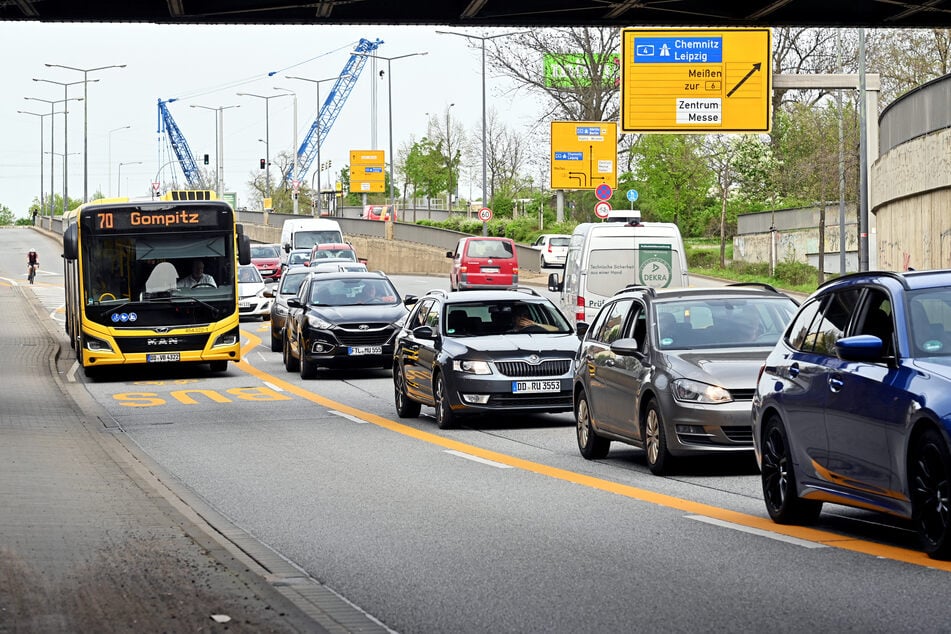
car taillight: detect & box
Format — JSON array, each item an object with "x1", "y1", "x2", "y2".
[
  {"x1": 460, "y1": 266, "x2": 468, "y2": 273},
  {"x1": 576, "y1": 295, "x2": 585, "y2": 322},
  {"x1": 547, "y1": 244, "x2": 553, "y2": 253}
]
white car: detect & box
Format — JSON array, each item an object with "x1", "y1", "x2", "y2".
[
  {"x1": 237, "y1": 264, "x2": 271, "y2": 320},
  {"x1": 531, "y1": 234, "x2": 571, "y2": 268}
]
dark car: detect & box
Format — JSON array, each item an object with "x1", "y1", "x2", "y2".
[
  {"x1": 392, "y1": 288, "x2": 577, "y2": 429},
  {"x1": 267, "y1": 265, "x2": 312, "y2": 352},
  {"x1": 574, "y1": 283, "x2": 798, "y2": 475},
  {"x1": 283, "y1": 271, "x2": 406, "y2": 378},
  {"x1": 753, "y1": 270, "x2": 951, "y2": 559}
]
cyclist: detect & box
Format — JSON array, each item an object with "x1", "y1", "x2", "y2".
[{"x1": 27, "y1": 249, "x2": 39, "y2": 283}]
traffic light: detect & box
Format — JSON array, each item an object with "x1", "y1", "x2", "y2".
[
  {"x1": 259, "y1": 158, "x2": 266, "y2": 169},
  {"x1": 203, "y1": 154, "x2": 209, "y2": 165}
]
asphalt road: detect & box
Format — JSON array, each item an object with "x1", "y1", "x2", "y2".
[{"x1": 7, "y1": 226, "x2": 951, "y2": 633}]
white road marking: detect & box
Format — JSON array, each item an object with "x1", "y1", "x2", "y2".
[
  {"x1": 263, "y1": 381, "x2": 285, "y2": 392},
  {"x1": 686, "y1": 515, "x2": 828, "y2": 549},
  {"x1": 444, "y1": 450, "x2": 513, "y2": 469},
  {"x1": 329, "y1": 410, "x2": 369, "y2": 424},
  {"x1": 66, "y1": 361, "x2": 79, "y2": 383}
]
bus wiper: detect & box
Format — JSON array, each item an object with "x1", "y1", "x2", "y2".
[{"x1": 170, "y1": 296, "x2": 224, "y2": 317}]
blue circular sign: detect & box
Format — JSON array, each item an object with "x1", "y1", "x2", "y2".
[{"x1": 626, "y1": 189, "x2": 639, "y2": 202}]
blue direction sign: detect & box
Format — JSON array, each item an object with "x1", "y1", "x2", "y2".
[
  {"x1": 595, "y1": 183, "x2": 613, "y2": 201},
  {"x1": 626, "y1": 189, "x2": 639, "y2": 202}
]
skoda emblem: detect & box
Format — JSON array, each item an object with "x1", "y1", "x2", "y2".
[{"x1": 527, "y1": 354, "x2": 541, "y2": 365}]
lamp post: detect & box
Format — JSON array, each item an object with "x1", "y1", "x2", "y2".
[
  {"x1": 44, "y1": 63, "x2": 126, "y2": 202},
  {"x1": 273, "y1": 87, "x2": 299, "y2": 214},
  {"x1": 446, "y1": 102, "x2": 455, "y2": 212},
  {"x1": 190, "y1": 104, "x2": 240, "y2": 197},
  {"x1": 237, "y1": 92, "x2": 294, "y2": 201},
  {"x1": 286, "y1": 73, "x2": 351, "y2": 217},
  {"x1": 24, "y1": 95, "x2": 82, "y2": 220},
  {"x1": 32, "y1": 78, "x2": 90, "y2": 214},
  {"x1": 107, "y1": 125, "x2": 131, "y2": 197},
  {"x1": 354, "y1": 51, "x2": 429, "y2": 211},
  {"x1": 44, "y1": 151, "x2": 79, "y2": 214},
  {"x1": 436, "y1": 30, "x2": 530, "y2": 235},
  {"x1": 17, "y1": 110, "x2": 52, "y2": 219},
  {"x1": 117, "y1": 161, "x2": 143, "y2": 196}
]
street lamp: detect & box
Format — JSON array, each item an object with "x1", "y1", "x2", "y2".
[
  {"x1": 117, "y1": 161, "x2": 143, "y2": 196},
  {"x1": 436, "y1": 30, "x2": 530, "y2": 235},
  {"x1": 17, "y1": 110, "x2": 52, "y2": 220},
  {"x1": 273, "y1": 87, "x2": 299, "y2": 214},
  {"x1": 190, "y1": 104, "x2": 240, "y2": 197},
  {"x1": 446, "y1": 102, "x2": 455, "y2": 212},
  {"x1": 237, "y1": 91, "x2": 294, "y2": 202},
  {"x1": 107, "y1": 125, "x2": 131, "y2": 197},
  {"x1": 44, "y1": 151, "x2": 79, "y2": 214},
  {"x1": 286, "y1": 73, "x2": 351, "y2": 217},
  {"x1": 24, "y1": 95, "x2": 82, "y2": 220},
  {"x1": 33, "y1": 78, "x2": 91, "y2": 214},
  {"x1": 44, "y1": 63, "x2": 126, "y2": 202},
  {"x1": 354, "y1": 51, "x2": 429, "y2": 212}
]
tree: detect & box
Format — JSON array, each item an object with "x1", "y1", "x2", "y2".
[
  {"x1": 0, "y1": 204, "x2": 14, "y2": 226},
  {"x1": 403, "y1": 137, "x2": 447, "y2": 220},
  {"x1": 869, "y1": 28, "x2": 951, "y2": 103}
]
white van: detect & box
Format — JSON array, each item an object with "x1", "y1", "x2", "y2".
[
  {"x1": 548, "y1": 211, "x2": 689, "y2": 324},
  {"x1": 280, "y1": 218, "x2": 344, "y2": 254}
]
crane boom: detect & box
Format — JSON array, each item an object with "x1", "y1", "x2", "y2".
[
  {"x1": 287, "y1": 37, "x2": 383, "y2": 184},
  {"x1": 157, "y1": 98, "x2": 205, "y2": 189}
]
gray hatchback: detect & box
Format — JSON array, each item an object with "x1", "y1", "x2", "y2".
[{"x1": 573, "y1": 284, "x2": 798, "y2": 475}]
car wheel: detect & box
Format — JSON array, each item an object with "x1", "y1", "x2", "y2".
[
  {"x1": 643, "y1": 399, "x2": 674, "y2": 475},
  {"x1": 394, "y1": 365, "x2": 421, "y2": 418},
  {"x1": 299, "y1": 338, "x2": 318, "y2": 379},
  {"x1": 433, "y1": 372, "x2": 454, "y2": 430},
  {"x1": 539, "y1": 255, "x2": 547, "y2": 269},
  {"x1": 270, "y1": 329, "x2": 281, "y2": 353},
  {"x1": 911, "y1": 427, "x2": 951, "y2": 559},
  {"x1": 576, "y1": 390, "x2": 610, "y2": 459},
  {"x1": 283, "y1": 332, "x2": 299, "y2": 372},
  {"x1": 761, "y1": 414, "x2": 822, "y2": 524}
]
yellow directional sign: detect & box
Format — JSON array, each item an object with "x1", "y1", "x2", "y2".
[
  {"x1": 620, "y1": 28, "x2": 771, "y2": 133},
  {"x1": 550, "y1": 121, "x2": 617, "y2": 190},
  {"x1": 350, "y1": 149, "x2": 386, "y2": 193}
]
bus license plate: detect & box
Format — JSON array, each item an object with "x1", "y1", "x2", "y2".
[
  {"x1": 147, "y1": 353, "x2": 180, "y2": 363},
  {"x1": 348, "y1": 346, "x2": 382, "y2": 356},
  {"x1": 511, "y1": 380, "x2": 560, "y2": 393}
]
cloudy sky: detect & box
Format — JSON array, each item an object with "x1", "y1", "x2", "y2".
[{"x1": 0, "y1": 21, "x2": 544, "y2": 216}]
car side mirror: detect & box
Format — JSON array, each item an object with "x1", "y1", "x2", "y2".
[
  {"x1": 287, "y1": 298, "x2": 303, "y2": 309},
  {"x1": 610, "y1": 337, "x2": 644, "y2": 358},
  {"x1": 412, "y1": 325, "x2": 435, "y2": 339},
  {"x1": 548, "y1": 272, "x2": 562, "y2": 292},
  {"x1": 835, "y1": 334, "x2": 885, "y2": 362},
  {"x1": 576, "y1": 321, "x2": 589, "y2": 340},
  {"x1": 403, "y1": 294, "x2": 419, "y2": 307},
  {"x1": 446, "y1": 251, "x2": 454, "y2": 259}
]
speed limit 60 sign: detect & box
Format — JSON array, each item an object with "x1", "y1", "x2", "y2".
[{"x1": 478, "y1": 207, "x2": 493, "y2": 222}]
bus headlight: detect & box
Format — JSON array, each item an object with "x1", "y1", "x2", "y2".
[
  {"x1": 213, "y1": 328, "x2": 240, "y2": 348},
  {"x1": 84, "y1": 335, "x2": 114, "y2": 353}
]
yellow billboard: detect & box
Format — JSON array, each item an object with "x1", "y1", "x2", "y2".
[
  {"x1": 550, "y1": 121, "x2": 617, "y2": 190},
  {"x1": 620, "y1": 28, "x2": 771, "y2": 133}
]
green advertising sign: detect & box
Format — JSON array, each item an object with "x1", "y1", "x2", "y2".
[{"x1": 638, "y1": 243, "x2": 673, "y2": 288}]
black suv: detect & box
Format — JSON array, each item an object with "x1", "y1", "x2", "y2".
[
  {"x1": 282, "y1": 271, "x2": 406, "y2": 378},
  {"x1": 574, "y1": 283, "x2": 798, "y2": 474},
  {"x1": 392, "y1": 288, "x2": 577, "y2": 429}
]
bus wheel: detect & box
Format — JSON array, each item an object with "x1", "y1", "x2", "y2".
[{"x1": 209, "y1": 360, "x2": 228, "y2": 373}]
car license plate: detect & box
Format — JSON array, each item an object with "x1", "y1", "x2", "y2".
[
  {"x1": 481, "y1": 267, "x2": 500, "y2": 273},
  {"x1": 348, "y1": 345, "x2": 382, "y2": 355},
  {"x1": 511, "y1": 380, "x2": 560, "y2": 393},
  {"x1": 239, "y1": 300, "x2": 251, "y2": 308},
  {"x1": 147, "y1": 353, "x2": 180, "y2": 363}
]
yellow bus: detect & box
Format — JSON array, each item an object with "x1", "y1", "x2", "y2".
[{"x1": 62, "y1": 191, "x2": 251, "y2": 377}]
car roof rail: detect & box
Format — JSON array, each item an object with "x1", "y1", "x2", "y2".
[
  {"x1": 515, "y1": 286, "x2": 541, "y2": 296},
  {"x1": 816, "y1": 270, "x2": 911, "y2": 291},
  {"x1": 726, "y1": 281, "x2": 779, "y2": 293},
  {"x1": 615, "y1": 284, "x2": 656, "y2": 297},
  {"x1": 424, "y1": 288, "x2": 449, "y2": 298}
]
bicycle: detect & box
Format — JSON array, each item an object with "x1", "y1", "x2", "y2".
[{"x1": 27, "y1": 263, "x2": 38, "y2": 285}]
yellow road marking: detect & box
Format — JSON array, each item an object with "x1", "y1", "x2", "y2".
[{"x1": 236, "y1": 328, "x2": 951, "y2": 572}]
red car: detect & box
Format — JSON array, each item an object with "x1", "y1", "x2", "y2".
[
  {"x1": 250, "y1": 243, "x2": 283, "y2": 281},
  {"x1": 362, "y1": 204, "x2": 397, "y2": 221},
  {"x1": 309, "y1": 242, "x2": 368, "y2": 265},
  {"x1": 446, "y1": 236, "x2": 519, "y2": 291}
]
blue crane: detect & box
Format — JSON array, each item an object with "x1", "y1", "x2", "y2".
[
  {"x1": 157, "y1": 98, "x2": 205, "y2": 189},
  {"x1": 286, "y1": 37, "x2": 383, "y2": 185}
]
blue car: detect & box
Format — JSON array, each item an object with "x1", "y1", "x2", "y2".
[{"x1": 752, "y1": 270, "x2": 951, "y2": 558}]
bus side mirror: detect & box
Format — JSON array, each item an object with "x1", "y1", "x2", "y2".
[
  {"x1": 237, "y1": 233, "x2": 251, "y2": 266},
  {"x1": 64, "y1": 224, "x2": 78, "y2": 260},
  {"x1": 548, "y1": 272, "x2": 562, "y2": 292}
]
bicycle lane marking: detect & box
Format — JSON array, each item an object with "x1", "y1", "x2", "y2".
[{"x1": 234, "y1": 329, "x2": 951, "y2": 572}]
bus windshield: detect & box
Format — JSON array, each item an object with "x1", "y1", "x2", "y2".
[{"x1": 82, "y1": 232, "x2": 236, "y2": 327}]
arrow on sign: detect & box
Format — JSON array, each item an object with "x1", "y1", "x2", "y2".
[{"x1": 727, "y1": 62, "x2": 761, "y2": 98}]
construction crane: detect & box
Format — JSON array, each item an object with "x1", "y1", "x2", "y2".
[
  {"x1": 286, "y1": 37, "x2": 383, "y2": 185},
  {"x1": 157, "y1": 98, "x2": 205, "y2": 189}
]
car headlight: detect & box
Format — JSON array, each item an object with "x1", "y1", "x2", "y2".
[
  {"x1": 672, "y1": 378, "x2": 732, "y2": 404},
  {"x1": 452, "y1": 359, "x2": 492, "y2": 375},
  {"x1": 306, "y1": 315, "x2": 334, "y2": 330}
]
